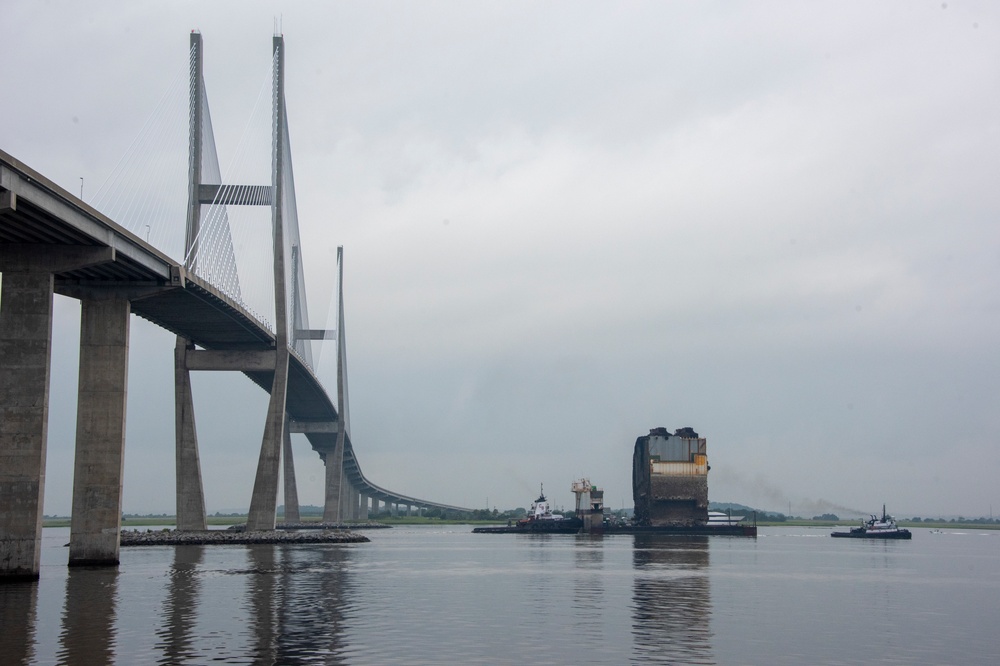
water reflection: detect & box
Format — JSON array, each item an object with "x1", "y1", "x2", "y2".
[
  {"x1": 155, "y1": 545, "x2": 204, "y2": 664},
  {"x1": 573, "y1": 536, "x2": 605, "y2": 634},
  {"x1": 631, "y1": 535, "x2": 713, "y2": 664},
  {"x1": 58, "y1": 565, "x2": 119, "y2": 665},
  {"x1": 0, "y1": 581, "x2": 39, "y2": 665},
  {"x1": 246, "y1": 545, "x2": 279, "y2": 663},
  {"x1": 273, "y1": 546, "x2": 350, "y2": 663}
]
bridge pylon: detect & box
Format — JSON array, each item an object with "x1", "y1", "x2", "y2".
[
  {"x1": 322, "y1": 247, "x2": 350, "y2": 523},
  {"x1": 174, "y1": 33, "x2": 310, "y2": 532},
  {"x1": 174, "y1": 31, "x2": 208, "y2": 532}
]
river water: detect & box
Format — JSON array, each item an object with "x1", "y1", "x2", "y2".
[{"x1": 1, "y1": 525, "x2": 998, "y2": 664}]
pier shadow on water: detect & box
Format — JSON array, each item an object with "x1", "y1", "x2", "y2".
[
  {"x1": 0, "y1": 580, "x2": 40, "y2": 665},
  {"x1": 57, "y1": 565, "x2": 120, "y2": 665},
  {"x1": 154, "y1": 545, "x2": 204, "y2": 663},
  {"x1": 151, "y1": 543, "x2": 353, "y2": 664},
  {"x1": 10, "y1": 540, "x2": 356, "y2": 664}
]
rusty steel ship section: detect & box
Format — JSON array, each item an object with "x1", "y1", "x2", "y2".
[{"x1": 633, "y1": 427, "x2": 710, "y2": 527}]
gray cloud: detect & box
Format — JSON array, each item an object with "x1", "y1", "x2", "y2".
[{"x1": 3, "y1": 1, "x2": 998, "y2": 518}]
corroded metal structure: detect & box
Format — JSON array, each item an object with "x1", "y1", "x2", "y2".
[{"x1": 632, "y1": 427, "x2": 709, "y2": 526}]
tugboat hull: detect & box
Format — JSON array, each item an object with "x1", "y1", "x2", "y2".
[
  {"x1": 473, "y1": 522, "x2": 582, "y2": 534},
  {"x1": 831, "y1": 529, "x2": 911, "y2": 539}
]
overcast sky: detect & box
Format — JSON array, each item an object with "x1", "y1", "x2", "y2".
[{"x1": 3, "y1": 1, "x2": 999, "y2": 518}]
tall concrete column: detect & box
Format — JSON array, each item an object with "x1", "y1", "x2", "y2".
[
  {"x1": 175, "y1": 30, "x2": 207, "y2": 534},
  {"x1": 0, "y1": 272, "x2": 54, "y2": 579},
  {"x1": 69, "y1": 294, "x2": 130, "y2": 566},
  {"x1": 340, "y1": 478, "x2": 352, "y2": 522},
  {"x1": 174, "y1": 338, "x2": 206, "y2": 531},
  {"x1": 360, "y1": 495, "x2": 370, "y2": 520},
  {"x1": 246, "y1": 349, "x2": 289, "y2": 531},
  {"x1": 324, "y1": 246, "x2": 350, "y2": 524},
  {"x1": 322, "y1": 446, "x2": 342, "y2": 523},
  {"x1": 246, "y1": 34, "x2": 290, "y2": 532},
  {"x1": 281, "y1": 424, "x2": 300, "y2": 523},
  {"x1": 351, "y1": 488, "x2": 361, "y2": 521}
]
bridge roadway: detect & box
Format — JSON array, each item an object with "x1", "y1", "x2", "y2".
[{"x1": 0, "y1": 149, "x2": 471, "y2": 520}]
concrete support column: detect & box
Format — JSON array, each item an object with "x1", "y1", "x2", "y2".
[
  {"x1": 351, "y1": 488, "x2": 361, "y2": 521},
  {"x1": 246, "y1": 349, "x2": 289, "y2": 531},
  {"x1": 247, "y1": 33, "x2": 290, "y2": 533},
  {"x1": 281, "y1": 424, "x2": 300, "y2": 523},
  {"x1": 69, "y1": 294, "x2": 130, "y2": 566},
  {"x1": 322, "y1": 447, "x2": 342, "y2": 523},
  {"x1": 361, "y1": 495, "x2": 370, "y2": 520},
  {"x1": 174, "y1": 338, "x2": 206, "y2": 531},
  {"x1": 340, "y1": 478, "x2": 352, "y2": 522},
  {"x1": 0, "y1": 272, "x2": 54, "y2": 579}
]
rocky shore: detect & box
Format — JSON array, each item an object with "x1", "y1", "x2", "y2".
[{"x1": 120, "y1": 528, "x2": 369, "y2": 546}]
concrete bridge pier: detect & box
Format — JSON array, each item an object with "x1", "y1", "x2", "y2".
[
  {"x1": 281, "y1": 425, "x2": 300, "y2": 523},
  {"x1": 0, "y1": 244, "x2": 117, "y2": 579},
  {"x1": 0, "y1": 271, "x2": 55, "y2": 579},
  {"x1": 246, "y1": 349, "x2": 289, "y2": 531},
  {"x1": 68, "y1": 293, "x2": 131, "y2": 566},
  {"x1": 173, "y1": 338, "x2": 206, "y2": 531},
  {"x1": 339, "y1": 477, "x2": 352, "y2": 522},
  {"x1": 322, "y1": 444, "x2": 343, "y2": 523},
  {"x1": 351, "y1": 488, "x2": 361, "y2": 520}
]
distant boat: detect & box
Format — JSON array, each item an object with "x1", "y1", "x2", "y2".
[{"x1": 831, "y1": 505, "x2": 912, "y2": 540}]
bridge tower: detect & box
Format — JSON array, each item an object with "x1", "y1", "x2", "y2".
[
  {"x1": 244, "y1": 33, "x2": 293, "y2": 531},
  {"x1": 174, "y1": 31, "x2": 209, "y2": 532},
  {"x1": 173, "y1": 33, "x2": 293, "y2": 532},
  {"x1": 174, "y1": 33, "x2": 335, "y2": 531},
  {"x1": 322, "y1": 247, "x2": 350, "y2": 523}
]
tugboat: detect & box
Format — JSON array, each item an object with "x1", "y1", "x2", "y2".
[
  {"x1": 473, "y1": 485, "x2": 582, "y2": 533},
  {"x1": 514, "y1": 485, "x2": 582, "y2": 532},
  {"x1": 831, "y1": 505, "x2": 912, "y2": 539}
]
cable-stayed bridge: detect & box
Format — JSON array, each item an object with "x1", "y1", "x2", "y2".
[{"x1": 0, "y1": 33, "x2": 470, "y2": 580}]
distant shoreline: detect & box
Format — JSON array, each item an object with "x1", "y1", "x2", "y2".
[{"x1": 40, "y1": 516, "x2": 1000, "y2": 531}]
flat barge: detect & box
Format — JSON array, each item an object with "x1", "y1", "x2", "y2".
[
  {"x1": 473, "y1": 523, "x2": 756, "y2": 536},
  {"x1": 473, "y1": 477, "x2": 757, "y2": 537}
]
